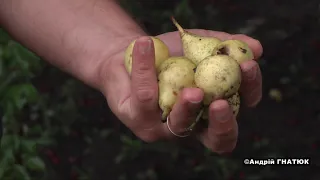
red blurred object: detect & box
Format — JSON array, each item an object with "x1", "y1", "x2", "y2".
[
  {"x1": 44, "y1": 149, "x2": 60, "y2": 165},
  {"x1": 51, "y1": 156, "x2": 60, "y2": 165}
]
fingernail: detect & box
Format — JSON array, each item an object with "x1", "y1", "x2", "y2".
[
  {"x1": 187, "y1": 100, "x2": 202, "y2": 112},
  {"x1": 189, "y1": 100, "x2": 202, "y2": 104},
  {"x1": 214, "y1": 106, "x2": 229, "y2": 122},
  {"x1": 139, "y1": 38, "x2": 152, "y2": 54}
]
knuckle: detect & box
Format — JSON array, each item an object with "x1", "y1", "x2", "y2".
[
  {"x1": 132, "y1": 71, "x2": 158, "y2": 104},
  {"x1": 136, "y1": 87, "x2": 157, "y2": 103},
  {"x1": 214, "y1": 129, "x2": 233, "y2": 138},
  {"x1": 135, "y1": 60, "x2": 153, "y2": 72}
]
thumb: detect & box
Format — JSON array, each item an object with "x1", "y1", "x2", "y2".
[{"x1": 130, "y1": 36, "x2": 161, "y2": 134}]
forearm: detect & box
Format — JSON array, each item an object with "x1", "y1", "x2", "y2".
[{"x1": 0, "y1": 0, "x2": 146, "y2": 89}]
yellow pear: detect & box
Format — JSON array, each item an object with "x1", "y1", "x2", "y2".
[
  {"x1": 124, "y1": 37, "x2": 170, "y2": 75},
  {"x1": 212, "y1": 39, "x2": 254, "y2": 64},
  {"x1": 171, "y1": 17, "x2": 221, "y2": 65},
  {"x1": 158, "y1": 56, "x2": 196, "y2": 120},
  {"x1": 194, "y1": 55, "x2": 241, "y2": 105}
]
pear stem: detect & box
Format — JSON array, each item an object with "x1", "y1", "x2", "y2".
[
  {"x1": 171, "y1": 16, "x2": 185, "y2": 34},
  {"x1": 187, "y1": 108, "x2": 204, "y2": 131}
]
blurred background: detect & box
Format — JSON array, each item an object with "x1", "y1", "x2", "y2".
[{"x1": 0, "y1": 0, "x2": 320, "y2": 179}]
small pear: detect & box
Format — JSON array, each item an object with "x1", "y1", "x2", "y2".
[
  {"x1": 157, "y1": 55, "x2": 196, "y2": 76},
  {"x1": 171, "y1": 17, "x2": 221, "y2": 65},
  {"x1": 194, "y1": 55, "x2": 241, "y2": 105},
  {"x1": 158, "y1": 56, "x2": 196, "y2": 120},
  {"x1": 212, "y1": 40, "x2": 254, "y2": 64},
  {"x1": 124, "y1": 37, "x2": 170, "y2": 75}
]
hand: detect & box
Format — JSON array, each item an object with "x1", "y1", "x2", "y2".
[{"x1": 100, "y1": 29, "x2": 263, "y2": 154}]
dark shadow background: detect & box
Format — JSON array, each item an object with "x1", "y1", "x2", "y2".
[{"x1": 2, "y1": 0, "x2": 320, "y2": 180}]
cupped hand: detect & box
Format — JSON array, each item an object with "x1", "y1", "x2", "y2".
[{"x1": 101, "y1": 29, "x2": 263, "y2": 154}]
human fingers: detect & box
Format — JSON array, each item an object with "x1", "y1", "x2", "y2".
[
  {"x1": 239, "y1": 60, "x2": 263, "y2": 107},
  {"x1": 130, "y1": 36, "x2": 162, "y2": 141},
  {"x1": 199, "y1": 100, "x2": 238, "y2": 154},
  {"x1": 160, "y1": 88, "x2": 204, "y2": 139}
]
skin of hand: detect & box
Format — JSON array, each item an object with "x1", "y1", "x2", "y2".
[{"x1": 100, "y1": 31, "x2": 263, "y2": 154}]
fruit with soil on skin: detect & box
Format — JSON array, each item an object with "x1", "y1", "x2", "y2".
[
  {"x1": 171, "y1": 17, "x2": 221, "y2": 65},
  {"x1": 212, "y1": 39, "x2": 254, "y2": 64},
  {"x1": 194, "y1": 55, "x2": 242, "y2": 106},
  {"x1": 124, "y1": 37, "x2": 170, "y2": 75},
  {"x1": 158, "y1": 56, "x2": 196, "y2": 120},
  {"x1": 227, "y1": 92, "x2": 240, "y2": 117}
]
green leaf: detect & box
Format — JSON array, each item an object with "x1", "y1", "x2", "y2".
[
  {"x1": 36, "y1": 137, "x2": 55, "y2": 148},
  {"x1": 25, "y1": 156, "x2": 45, "y2": 171},
  {"x1": 0, "y1": 72, "x2": 18, "y2": 97},
  {"x1": 0, "y1": 167, "x2": 6, "y2": 180},
  {"x1": 0, "y1": 149, "x2": 15, "y2": 165},
  {"x1": 0, "y1": 28, "x2": 11, "y2": 44},
  {"x1": 28, "y1": 125, "x2": 43, "y2": 135},
  {"x1": 121, "y1": 135, "x2": 142, "y2": 148},
  {"x1": 2, "y1": 83, "x2": 38, "y2": 110},
  {"x1": 0, "y1": 134, "x2": 21, "y2": 152},
  {"x1": 20, "y1": 139, "x2": 37, "y2": 153},
  {"x1": 0, "y1": 53, "x2": 3, "y2": 76},
  {"x1": 14, "y1": 44, "x2": 39, "y2": 62},
  {"x1": 14, "y1": 164, "x2": 31, "y2": 180}
]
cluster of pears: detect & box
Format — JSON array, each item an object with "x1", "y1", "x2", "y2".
[{"x1": 124, "y1": 17, "x2": 254, "y2": 122}]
